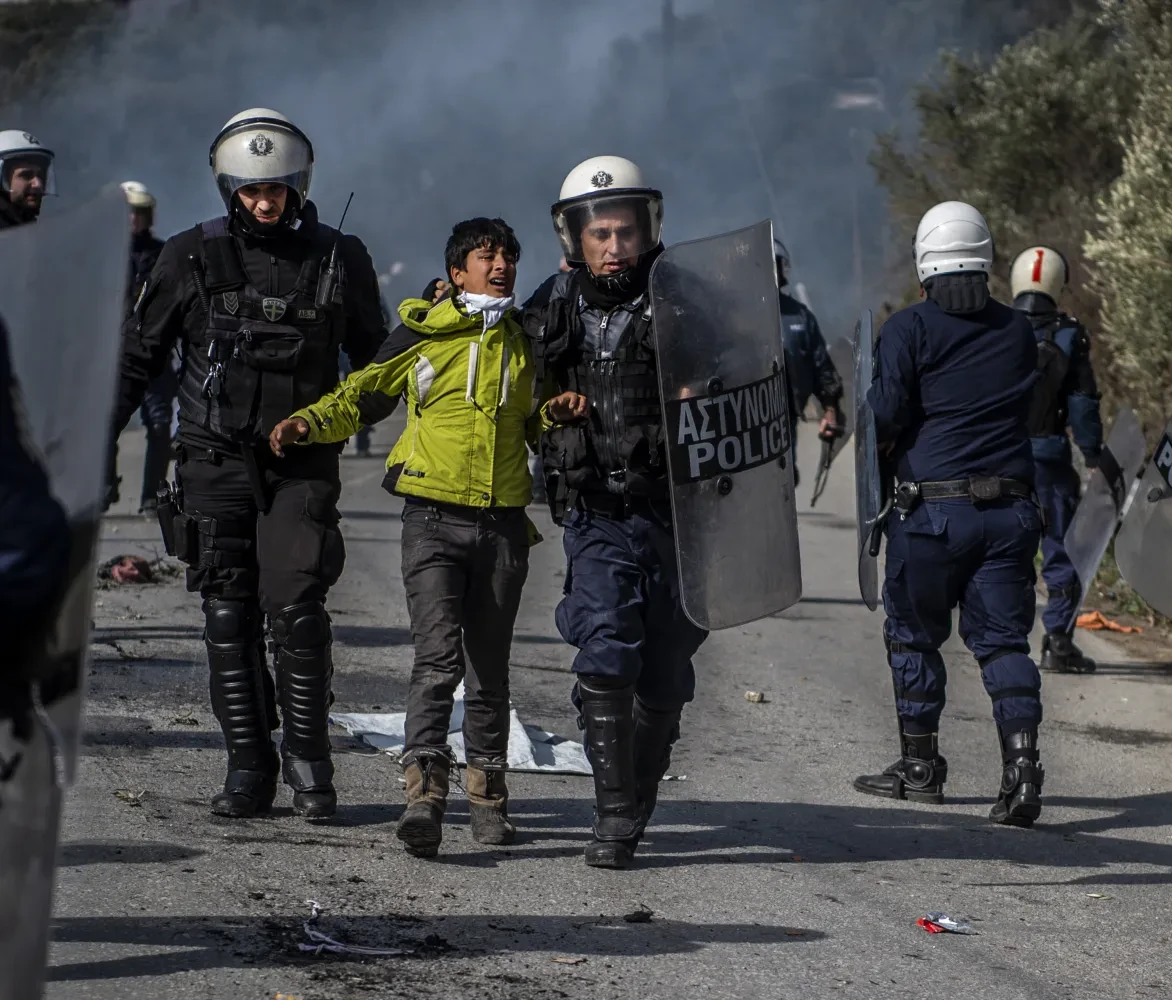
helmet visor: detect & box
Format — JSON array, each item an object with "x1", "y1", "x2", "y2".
[
  {"x1": 552, "y1": 191, "x2": 663, "y2": 268},
  {"x1": 1, "y1": 152, "x2": 56, "y2": 196}
]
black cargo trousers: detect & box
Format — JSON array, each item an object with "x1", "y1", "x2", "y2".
[
  {"x1": 175, "y1": 441, "x2": 345, "y2": 795},
  {"x1": 401, "y1": 499, "x2": 530, "y2": 764}
]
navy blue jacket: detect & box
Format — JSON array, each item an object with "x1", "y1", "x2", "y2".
[
  {"x1": 779, "y1": 290, "x2": 843, "y2": 421},
  {"x1": 868, "y1": 298, "x2": 1038, "y2": 485},
  {"x1": 0, "y1": 319, "x2": 69, "y2": 637}
]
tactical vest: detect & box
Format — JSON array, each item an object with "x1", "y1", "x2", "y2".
[
  {"x1": 539, "y1": 272, "x2": 664, "y2": 492},
  {"x1": 1026, "y1": 316, "x2": 1076, "y2": 438},
  {"x1": 175, "y1": 217, "x2": 345, "y2": 443}
]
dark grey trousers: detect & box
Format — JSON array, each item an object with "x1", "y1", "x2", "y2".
[{"x1": 401, "y1": 500, "x2": 529, "y2": 760}]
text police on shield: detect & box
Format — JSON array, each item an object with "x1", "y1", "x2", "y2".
[{"x1": 666, "y1": 371, "x2": 790, "y2": 484}]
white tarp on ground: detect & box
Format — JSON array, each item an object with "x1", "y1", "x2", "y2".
[{"x1": 330, "y1": 683, "x2": 592, "y2": 775}]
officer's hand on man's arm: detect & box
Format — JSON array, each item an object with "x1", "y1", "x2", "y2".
[
  {"x1": 269, "y1": 417, "x2": 310, "y2": 457},
  {"x1": 547, "y1": 392, "x2": 589, "y2": 423}
]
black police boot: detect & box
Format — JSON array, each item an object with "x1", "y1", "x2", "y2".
[
  {"x1": 139, "y1": 426, "x2": 173, "y2": 513},
  {"x1": 990, "y1": 728, "x2": 1044, "y2": 827},
  {"x1": 853, "y1": 731, "x2": 948, "y2": 804},
  {"x1": 632, "y1": 698, "x2": 683, "y2": 833},
  {"x1": 578, "y1": 677, "x2": 642, "y2": 869},
  {"x1": 204, "y1": 599, "x2": 279, "y2": 818},
  {"x1": 271, "y1": 602, "x2": 337, "y2": 819},
  {"x1": 1040, "y1": 631, "x2": 1096, "y2": 674}
]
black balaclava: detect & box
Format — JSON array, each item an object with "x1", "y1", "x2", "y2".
[
  {"x1": 1013, "y1": 291, "x2": 1058, "y2": 324},
  {"x1": 230, "y1": 189, "x2": 301, "y2": 240},
  {"x1": 924, "y1": 272, "x2": 989, "y2": 315},
  {"x1": 577, "y1": 243, "x2": 664, "y2": 310}
]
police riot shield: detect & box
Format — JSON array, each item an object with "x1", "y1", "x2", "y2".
[
  {"x1": 649, "y1": 220, "x2": 801, "y2": 630},
  {"x1": 1115, "y1": 420, "x2": 1172, "y2": 619},
  {"x1": 0, "y1": 189, "x2": 128, "y2": 1000},
  {"x1": 1061, "y1": 406, "x2": 1146, "y2": 631},
  {"x1": 853, "y1": 309, "x2": 886, "y2": 611}
]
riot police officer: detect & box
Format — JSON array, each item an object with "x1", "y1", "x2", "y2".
[
  {"x1": 775, "y1": 239, "x2": 843, "y2": 476},
  {"x1": 113, "y1": 109, "x2": 387, "y2": 819},
  {"x1": 106, "y1": 181, "x2": 177, "y2": 513},
  {"x1": 0, "y1": 130, "x2": 53, "y2": 229},
  {"x1": 1011, "y1": 245, "x2": 1102, "y2": 673},
  {"x1": 522, "y1": 156, "x2": 707, "y2": 869},
  {"x1": 853, "y1": 202, "x2": 1046, "y2": 827}
]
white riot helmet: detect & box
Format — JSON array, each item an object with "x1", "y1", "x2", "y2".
[
  {"x1": 1010, "y1": 245, "x2": 1068, "y2": 306},
  {"x1": 914, "y1": 201, "x2": 993, "y2": 283},
  {"x1": 208, "y1": 108, "x2": 313, "y2": 212},
  {"x1": 0, "y1": 129, "x2": 55, "y2": 195},
  {"x1": 551, "y1": 155, "x2": 663, "y2": 267},
  {"x1": 120, "y1": 180, "x2": 156, "y2": 210}
]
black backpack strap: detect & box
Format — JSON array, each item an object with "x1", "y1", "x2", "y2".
[{"x1": 198, "y1": 217, "x2": 247, "y2": 292}]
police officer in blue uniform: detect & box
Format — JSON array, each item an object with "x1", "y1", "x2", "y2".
[
  {"x1": 853, "y1": 202, "x2": 1046, "y2": 827},
  {"x1": 774, "y1": 239, "x2": 843, "y2": 477},
  {"x1": 523, "y1": 156, "x2": 707, "y2": 869},
  {"x1": 1011, "y1": 245, "x2": 1103, "y2": 674}
]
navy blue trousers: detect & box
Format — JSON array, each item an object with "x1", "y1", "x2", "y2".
[
  {"x1": 556, "y1": 505, "x2": 706, "y2": 709},
  {"x1": 1035, "y1": 460, "x2": 1081, "y2": 633},
  {"x1": 883, "y1": 498, "x2": 1043, "y2": 734}
]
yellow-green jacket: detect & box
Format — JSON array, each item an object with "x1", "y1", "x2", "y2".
[{"x1": 293, "y1": 296, "x2": 540, "y2": 508}]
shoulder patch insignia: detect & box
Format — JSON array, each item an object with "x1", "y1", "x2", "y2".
[
  {"x1": 222, "y1": 291, "x2": 239, "y2": 315},
  {"x1": 262, "y1": 297, "x2": 287, "y2": 322}
]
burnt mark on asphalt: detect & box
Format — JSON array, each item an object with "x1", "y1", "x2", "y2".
[
  {"x1": 58, "y1": 841, "x2": 204, "y2": 866},
  {"x1": 48, "y1": 912, "x2": 823, "y2": 995},
  {"x1": 1052, "y1": 720, "x2": 1172, "y2": 747}
]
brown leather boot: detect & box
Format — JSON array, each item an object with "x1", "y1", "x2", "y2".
[
  {"x1": 396, "y1": 748, "x2": 451, "y2": 858},
  {"x1": 466, "y1": 758, "x2": 516, "y2": 845}
]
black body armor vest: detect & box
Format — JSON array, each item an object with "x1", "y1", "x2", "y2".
[
  {"x1": 175, "y1": 217, "x2": 345, "y2": 443},
  {"x1": 539, "y1": 272, "x2": 665, "y2": 497}
]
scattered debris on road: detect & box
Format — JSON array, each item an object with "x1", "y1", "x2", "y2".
[
  {"x1": 552, "y1": 956, "x2": 587, "y2": 966},
  {"x1": 623, "y1": 906, "x2": 654, "y2": 923},
  {"x1": 112, "y1": 789, "x2": 147, "y2": 807},
  {"x1": 98, "y1": 555, "x2": 155, "y2": 585},
  {"x1": 916, "y1": 914, "x2": 978, "y2": 935},
  {"x1": 298, "y1": 900, "x2": 410, "y2": 957},
  {"x1": 745, "y1": 691, "x2": 768, "y2": 703},
  {"x1": 1076, "y1": 610, "x2": 1141, "y2": 633}
]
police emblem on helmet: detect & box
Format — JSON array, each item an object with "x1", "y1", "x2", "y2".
[
  {"x1": 21, "y1": 132, "x2": 37, "y2": 145},
  {"x1": 248, "y1": 134, "x2": 275, "y2": 157},
  {"x1": 262, "y1": 297, "x2": 287, "y2": 322},
  {"x1": 590, "y1": 170, "x2": 614, "y2": 189}
]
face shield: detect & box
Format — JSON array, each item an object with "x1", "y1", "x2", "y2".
[
  {"x1": 552, "y1": 190, "x2": 663, "y2": 271},
  {"x1": 1, "y1": 151, "x2": 56, "y2": 197},
  {"x1": 209, "y1": 116, "x2": 314, "y2": 212}
]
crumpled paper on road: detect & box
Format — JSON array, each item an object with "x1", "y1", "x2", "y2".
[
  {"x1": 330, "y1": 682, "x2": 592, "y2": 775},
  {"x1": 1076, "y1": 610, "x2": 1141, "y2": 634}
]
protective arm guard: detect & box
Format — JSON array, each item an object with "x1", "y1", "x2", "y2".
[{"x1": 808, "y1": 309, "x2": 845, "y2": 411}]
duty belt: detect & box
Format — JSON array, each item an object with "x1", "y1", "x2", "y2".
[{"x1": 894, "y1": 476, "x2": 1033, "y2": 513}]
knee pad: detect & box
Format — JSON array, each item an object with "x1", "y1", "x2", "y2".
[
  {"x1": 203, "y1": 599, "x2": 260, "y2": 645},
  {"x1": 270, "y1": 601, "x2": 331, "y2": 650}
]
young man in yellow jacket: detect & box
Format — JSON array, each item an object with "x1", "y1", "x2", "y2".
[{"x1": 270, "y1": 218, "x2": 541, "y2": 857}]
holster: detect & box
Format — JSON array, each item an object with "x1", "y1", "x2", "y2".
[{"x1": 155, "y1": 481, "x2": 198, "y2": 564}]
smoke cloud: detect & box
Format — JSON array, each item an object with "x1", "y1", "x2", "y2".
[{"x1": 11, "y1": 0, "x2": 1016, "y2": 334}]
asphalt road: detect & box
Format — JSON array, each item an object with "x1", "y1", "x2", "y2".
[{"x1": 46, "y1": 419, "x2": 1172, "y2": 999}]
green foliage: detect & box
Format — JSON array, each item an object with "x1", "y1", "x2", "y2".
[
  {"x1": 1085, "y1": 0, "x2": 1172, "y2": 435},
  {"x1": 870, "y1": 6, "x2": 1133, "y2": 312}
]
